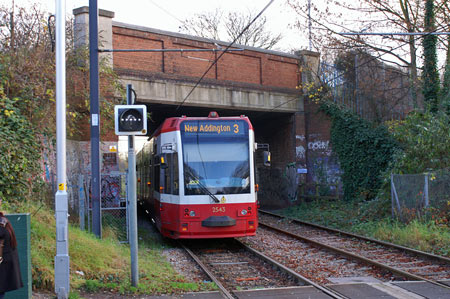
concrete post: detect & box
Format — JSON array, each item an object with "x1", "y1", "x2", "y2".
[
  {"x1": 73, "y1": 6, "x2": 115, "y2": 65},
  {"x1": 297, "y1": 50, "x2": 321, "y2": 88}
]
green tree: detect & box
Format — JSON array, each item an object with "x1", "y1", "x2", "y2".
[
  {"x1": 440, "y1": 33, "x2": 450, "y2": 115},
  {"x1": 422, "y1": 0, "x2": 440, "y2": 112}
]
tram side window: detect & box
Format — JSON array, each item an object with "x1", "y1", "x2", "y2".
[
  {"x1": 172, "y1": 153, "x2": 179, "y2": 195},
  {"x1": 159, "y1": 153, "x2": 179, "y2": 195},
  {"x1": 144, "y1": 152, "x2": 151, "y2": 200},
  {"x1": 163, "y1": 155, "x2": 171, "y2": 194},
  {"x1": 153, "y1": 156, "x2": 160, "y2": 193}
]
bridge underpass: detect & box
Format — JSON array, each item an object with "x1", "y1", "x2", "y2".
[
  {"x1": 137, "y1": 102, "x2": 293, "y2": 137},
  {"x1": 136, "y1": 101, "x2": 298, "y2": 209}
]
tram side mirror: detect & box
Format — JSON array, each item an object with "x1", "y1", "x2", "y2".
[
  {"x1": 160, "y1": 154, "x2": 168, "y2": 169},
  {"x1": 263, "y1": 151, "x2": 271, "y2": 167}
]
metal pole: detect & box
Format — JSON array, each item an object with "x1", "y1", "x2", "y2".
[
  {"x1": 424, "y1": 174, "x2": 429, "y2": 208},
  {"x1": 127, "y1": 84, "x2": 139, "y2": 286},
  {"x1": 79, "y1": 175, "x2": 85, "y2": 231},
  {"x1": 54, "y1": 0, "x2": 70, "y2": 298},
  {"x1": 391, "y1": 173, "x2": 395, "y2": 218},
  {"x1": 89, "y1": 0, "x2": 102, "y2": 238}
]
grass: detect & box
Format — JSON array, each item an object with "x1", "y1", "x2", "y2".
[
  {"x1": 278, "y1": 198, "x2": 450, "y2": 257},
  {"x1": 5, "y1": 199, "x2": 216, "y2": 297}
]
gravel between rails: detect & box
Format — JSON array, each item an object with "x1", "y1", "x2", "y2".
[
  {"x1": 259, "y1": 213, "x2": 450, "y2": 281},
  {"x1": 239, "y1": 226, "x2": 396, "y2": 285}
]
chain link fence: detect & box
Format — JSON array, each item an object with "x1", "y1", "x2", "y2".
[
  {"x1": 391, "y1": 170, "x2": 450, "y2": 223},
  {"x1": 80, "y1": 173, "x2": 129, "y2": 242}
]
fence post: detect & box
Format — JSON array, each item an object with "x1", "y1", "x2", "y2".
[
  {"x1": 424, "y1": 173, "x2": 429, "y2": 208},
  {"x1": 391, "y1": 173, "x2": 394, "y2": 218},
  {"x1": 78, "y1": 175, "x2": 85, "y2": 231},
  {"x1": 423, "y1": 173, "x2": 430, "y2": 207}
]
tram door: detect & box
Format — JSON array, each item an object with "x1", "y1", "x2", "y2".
[{"x1": 158, "y1": 153, "x2": 180, "y2": 225}]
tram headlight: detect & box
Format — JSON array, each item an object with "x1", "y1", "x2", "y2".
[
  {"x1": 189, "y1": 210, "x2": 196, "y2": 217},
  {"x1": 241, "y1": 209, "x2": 248, "y2": 216}
]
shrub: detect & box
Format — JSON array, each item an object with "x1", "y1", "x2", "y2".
[
  {"x1": 319, "y1": 101, "x2": 398, "y2": 200},
  {"x1": 387, "y1": 111, "x2": 450, "y2": 173},
  {"x1": 0, "y1": 95, "x2": 43, "y2": 202}
]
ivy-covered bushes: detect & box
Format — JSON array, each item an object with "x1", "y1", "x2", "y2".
[
  {"x1": 319, "y1": 101, "x2": 398, "y2": 201},
  {"x1": 0, "y1": 95, "x2": 43, "y2": 202},
  {"x1": 387, "y1": 111, "x2": 450, "y2": 173}
]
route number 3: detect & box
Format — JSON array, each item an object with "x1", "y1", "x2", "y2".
[{"x1": 233, "y1": 124, "x2": 239, "y2": 134}]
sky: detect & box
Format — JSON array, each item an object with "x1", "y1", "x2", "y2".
[{"x1": 2, "y1": 0, "x2": 306, "y2": 51}]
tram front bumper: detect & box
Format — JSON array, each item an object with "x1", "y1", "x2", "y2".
[{"x1": 201, "y1": 216, "x2": 236, "y2": 227}]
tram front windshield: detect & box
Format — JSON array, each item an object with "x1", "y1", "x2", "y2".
[{"x1": 181, "y1": 120, "x2": 250, "y2": 195}]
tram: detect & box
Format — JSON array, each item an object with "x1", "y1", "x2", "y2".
[{"x1": 136, "y1": 111, "x2": 269, "y2": 239}]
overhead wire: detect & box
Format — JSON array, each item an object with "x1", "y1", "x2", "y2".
[
  {"x1": 148, "y1": 0, "x2": 184, "y2": 23},
  {"x1": 265, "y1": 23, "x2": 449, "y2": 113},
  {"x1": 175, "y1": 0, "x2": 276, "y2": 112}
]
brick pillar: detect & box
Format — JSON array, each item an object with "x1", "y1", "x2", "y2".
[
  {"x1": 294, "y1": 112, "x2": 307, "y2": 184},
  {"x1": 295, "y1": 50, "x2": 320, "y2": 184}
]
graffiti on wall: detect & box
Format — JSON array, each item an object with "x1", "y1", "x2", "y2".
[
  {"x1": 308, "y1": 140, "x2": 332, "y2": 156},
  {"x1": 296, "y1": 146, "x2": 306, "y2": 159},
  {"x1": 304, "y1": 132, "x2": 342, "y2": 196},
  {"x1": 295, "y1": 135, "x2": 306, "y2": 160}
]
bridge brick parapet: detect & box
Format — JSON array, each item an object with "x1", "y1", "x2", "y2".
[
  {"x1": 112, "y1": 23, "x2": 301, "y2": 90},
  {"x1": 111, "y1": 22, "x2": 303, "y2": 112}
]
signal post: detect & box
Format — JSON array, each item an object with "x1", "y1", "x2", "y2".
[{"x1": 115, "y1": 84, "x2": 147, "y2": 287}]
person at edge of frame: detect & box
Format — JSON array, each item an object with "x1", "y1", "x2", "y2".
[{"x1": 0, "y1": 198, "x2": 23, "y2": 299}]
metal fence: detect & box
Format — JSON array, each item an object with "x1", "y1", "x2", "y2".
[
  {"x1": 80, "y1": 173, "x2": 129, "y2": 242},
  {"x1": 391, "y1": 170, "x2": 450, "y2": 223}
]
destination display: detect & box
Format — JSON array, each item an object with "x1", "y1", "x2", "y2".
[{"x1": 181, "y1": 120, "x2": 247, "y2": 137}]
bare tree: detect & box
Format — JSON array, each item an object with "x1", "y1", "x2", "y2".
[
  {"x1": 287, "y1": 0, "x2": 450, "y2": 111},
  {"x1": 179, "y1": 8, "x2": 223, "y2": 40},
  {"x1": 179, "y1": 9, "x2": 282, "y2": 50}
]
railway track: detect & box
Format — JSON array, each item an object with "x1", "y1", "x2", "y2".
[
  {"x1": 258, "y1": 210, "x2": 450, "y2": 290},
  {"x1": 180, "y1": 238, "x2": 347, "y2": 299}
]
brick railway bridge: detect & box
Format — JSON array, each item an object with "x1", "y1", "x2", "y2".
[{"x1": 72, "y1": 7, "x2": 339, "y2": 208}]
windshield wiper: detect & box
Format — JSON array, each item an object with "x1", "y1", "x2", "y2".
[
  {"x1": 198, "y1": 181, "x2": 220, "y2": 203},
  {"x1": 187, "y1": 171, "x2": 220, "y2": 203}
]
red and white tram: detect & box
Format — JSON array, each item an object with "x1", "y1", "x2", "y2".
[{"x1": 137, "y1": 111, "x2": 267, "y2": 239}]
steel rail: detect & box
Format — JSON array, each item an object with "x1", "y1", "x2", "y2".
[
  {"x1": 259, "y1": 210, "x2": 450, "y2": 264},
  {"x1": 259, "y1": 221, "x2": 450, "y2": 291},
  {"x1": 234, "y1": 239, "x2": 347, "y2": 299},
  {"x1": 180, "y1": 242, "x2": 235, "y2": 299}
]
